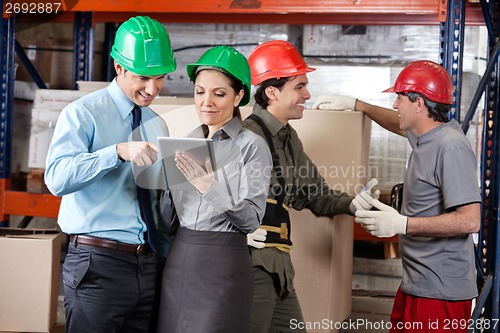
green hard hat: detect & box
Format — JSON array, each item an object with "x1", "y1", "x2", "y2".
[
  {"x1": 186, "y1": 46, "x2": 251, "y2": 106},
  {"x1": 111, "y1": 16, "x2": 176, "y2": 76}
]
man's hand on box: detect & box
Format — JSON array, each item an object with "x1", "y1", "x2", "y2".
[{"x1": 312, "y1": 95, "x2": 357, "y2": 111}]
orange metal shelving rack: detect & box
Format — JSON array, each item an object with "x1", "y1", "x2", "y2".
[{"x1": 0, "y1": 179, "x2": 60, "y2": 221}]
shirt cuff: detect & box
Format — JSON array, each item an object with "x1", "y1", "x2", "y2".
[{"x1": 99, "y1": 144, "x2": 123, "y2": 169}]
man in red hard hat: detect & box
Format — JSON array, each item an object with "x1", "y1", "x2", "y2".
[
  {"x1": 313, "y1": 60, "x2": 481, "y2": 333},
  {"x1": 243, "y1": 40, "x2": 380, "y2": 333}
]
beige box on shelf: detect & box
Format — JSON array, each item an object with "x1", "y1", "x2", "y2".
[
  {"x1": 12, "y1": 100, "x2": 33, "y2": 173},
  {"x1": 28, "y1": 108, "x2": 59, "y2": 170},
  {"x1": 14, "y1": 80, "x2": 43, "y2": 101},
  {"x1": 76, "y1": 80, "x2": 109, "y2": 93},
  {"x1": 27, "y1": 89, "x2": 88, "y2": 192},
  {"x1": 0, "y1": 229, "x2": 62, "y2": 333},
  {"x1": 33, "y1": 89, "x2": 87, "y2": 110}
]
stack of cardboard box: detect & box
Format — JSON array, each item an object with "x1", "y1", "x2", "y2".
[{"x1": 27, "y1": 89, "x2": 87, "y2": 193}]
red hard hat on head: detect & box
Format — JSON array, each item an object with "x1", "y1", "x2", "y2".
[
  {"x1": 248, "y1": 40, "x2": 315, "y2": 85},
  {"x1": 383, "y1": 60, "x2": 454, "y2": 105}
]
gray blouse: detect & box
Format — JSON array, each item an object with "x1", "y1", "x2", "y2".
[{"x1": 172, "y1": 116, "x2": 272, "y2": 233}]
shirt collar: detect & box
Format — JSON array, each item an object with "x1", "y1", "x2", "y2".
[
  {"x1": 107, "y1": 78, "x2": 136, "y2": 120},
  {"x1": 252, "y1": 104, "x2": 286, "y2": 136},
  {"x1": 409, "y1": 119, "x2": 457, "y2": 146},
  {"x1": 188, "y1": 116, "x2": 243, "y2": 140}
]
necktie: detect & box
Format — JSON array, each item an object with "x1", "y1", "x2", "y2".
[
  {"x1": 278, "y1": 127, "x2": 290, "y2": 147},
  {"x1": 131, "y1": 105, "x2": 157, "y2": 251},
  {"x1": 278, "y1": 126, "x2": 296, "y2": 204},
  {"x1": 278, "y1": 126, "x2": 294, "y2": 165}
]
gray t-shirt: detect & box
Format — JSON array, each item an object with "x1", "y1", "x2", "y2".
[{"x1": 400, "y1": 119, "x2": 481, "y2": 300}]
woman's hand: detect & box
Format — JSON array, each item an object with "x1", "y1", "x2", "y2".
[{"x1": 175, "y1": 152, "x2": 215, "y2": 194}]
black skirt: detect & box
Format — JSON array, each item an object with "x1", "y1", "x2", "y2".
[{"x1": 157, "y1": 227, "x2": 253, "y2": 333}]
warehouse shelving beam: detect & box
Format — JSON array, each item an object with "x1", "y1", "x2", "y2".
[
  {"x1": 468, "y1": 0, "x2": 500, "y2": 331},
  {"x1": 0, "y1": 15, "x2": 15, "y2": 181},
  {"x1": 72, "y1": 12, "x2": 94, "y2": 90},
  {"x1": 462, "y1": 39, "x2": 500, "y2": 133},
  {"x1": 102, "y1": 22, "x2": 118, "y2": 82},
  {"x1": 0, "y1": 11, "x2": 16, "y2": 225},
  {"x1": 440, "y1": 0, "x2": 466, "y2": 121},
  {"x1": 14, "y1": 40, "x2": 48, "y2": 89}
]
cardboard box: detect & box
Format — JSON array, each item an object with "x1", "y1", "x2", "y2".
[
  {"x1": 0, "y1": 229, "x2": 62, "y2": 332},
  {"x1": 76, "y1": 80, "x2": 109, "y2": 93},
  {"x1": 14, "y1": 80, "x2": 44, "y2": 101},
  {"x1": 28, "y1": 108, "x2": 58, "y2": 169},
  {"x1": 33, "y1": 89, "x2": 87, "y2": 110},
  {"x1": 12, "y1": 100, "x2": 33, "y2": 173},
  {"x1": 27, "y1": 168, "x2": 50, "y2": 194},
  {"x1": 28, "y1": 89, "x2": 88, "y2": 171},
  {"x1": 289, "y1": 110, "x2": 371, "y2": 332}
]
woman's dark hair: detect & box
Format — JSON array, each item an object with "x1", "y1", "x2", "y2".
[
  {"x1": 253, "y1": 77, "x2": 294, "y2": 109},
  {"x1": 406, "y1": 92, "x2": 450, "y2": 122}
]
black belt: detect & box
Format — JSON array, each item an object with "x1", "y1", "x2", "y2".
[{"x1": 70, "y1": 234, "x2": 150, "y2": 256}]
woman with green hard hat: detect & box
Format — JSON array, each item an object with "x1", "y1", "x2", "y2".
[
  {"x1": 45, "y1": 16, "x2": 176, "y2": 333},
  {"x1": 157, "y1": 46, "x2": 272, "y2": 333}
]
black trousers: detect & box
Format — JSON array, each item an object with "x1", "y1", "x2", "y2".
[{"x1": 62, "y1": 241, "x2": 165, "y2": 333}]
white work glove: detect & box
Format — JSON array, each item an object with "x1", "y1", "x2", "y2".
[
  {"x1": 312, "y1": 95, "x2": 357, "y2": 111},
  {"x1": 349, "y1": 178, "x2": 380, "y2": 214},
  {"x1": 355, "y1": 199, "x2": 408, "y2": 238},
  {"x1": 247, "y1": 228, "x2": 267, "y2": 249}
]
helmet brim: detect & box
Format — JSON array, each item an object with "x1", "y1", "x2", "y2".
[
  {"x1": 186, "y1": 64, "x2": 251, "y2": 106},
  {"x1": 251, "y1": 66, "x2": 316, "y2": 85}
]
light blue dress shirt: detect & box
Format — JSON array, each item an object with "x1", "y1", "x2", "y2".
[{"x1": 45, "y1": 79, "x2": 169, "y2": 244}]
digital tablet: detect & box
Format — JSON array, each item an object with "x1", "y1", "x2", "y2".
[{"x1": 157, "y1": 137, "x2": 216, "y2": 191}]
